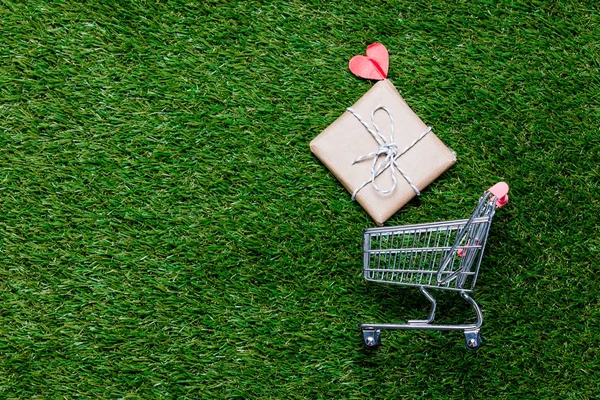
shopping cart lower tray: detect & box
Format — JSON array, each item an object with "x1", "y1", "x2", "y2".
[{"x1": 359, "y1": 182, "x2": 509, "y2": 350}]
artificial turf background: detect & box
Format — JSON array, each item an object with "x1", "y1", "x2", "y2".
[{"x1": 1, "y1": 0, "x2": 599, "y2": 398}]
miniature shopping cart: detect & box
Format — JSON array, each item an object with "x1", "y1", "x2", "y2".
[{"x1": 359, "y1": 182, "x2": 509, "y2": 350}]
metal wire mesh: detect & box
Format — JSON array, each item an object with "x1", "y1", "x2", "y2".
[{"x1": 363, "y1": 193, "x2": 497, "y2": 291}]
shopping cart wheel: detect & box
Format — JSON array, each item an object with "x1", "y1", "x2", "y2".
[
  {"x1": 362, "y1": 329, "x2": 381, "y2": 349},
  {"x1": 464, "y1": 330, "x2": 482, "y2": 351}
]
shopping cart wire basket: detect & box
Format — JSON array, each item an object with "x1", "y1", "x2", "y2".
[{"x1": 359, "y1": 182, "x2": 509, "y2": 350}]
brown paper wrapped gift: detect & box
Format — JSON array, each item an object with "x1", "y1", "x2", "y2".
[{"x1": 310, "y1": 79, "x2": 456, "y2": 225}]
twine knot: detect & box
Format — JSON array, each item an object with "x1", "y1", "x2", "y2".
[{"x1": 347, "y1": 105, "x2": 432, "y2": 200}]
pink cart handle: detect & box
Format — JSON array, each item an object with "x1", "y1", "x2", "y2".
[{"x1": 488, "y1": 182, "x2": 509, "y2": 208}]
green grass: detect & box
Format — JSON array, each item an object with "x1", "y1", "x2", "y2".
[{"x1": 0, "y1": 0, "x2": 599, "y2": 398}]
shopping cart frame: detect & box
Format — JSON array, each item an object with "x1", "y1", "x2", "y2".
[{"x1": 359, "y1": 183, "x2": 509, "y2": 350}]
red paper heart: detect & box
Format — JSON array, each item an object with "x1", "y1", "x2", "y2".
[{"x1": 349, "y1": 43, "x2": 389, "y2": 80}]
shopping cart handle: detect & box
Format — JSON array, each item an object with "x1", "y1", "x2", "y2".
[{"x1": 488, "y1": 182, "x2": 509, "y2": 208}]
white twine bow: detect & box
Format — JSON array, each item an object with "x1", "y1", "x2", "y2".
[{"x1": 346, "y1": 105, "x2": 432, "y2": 200}]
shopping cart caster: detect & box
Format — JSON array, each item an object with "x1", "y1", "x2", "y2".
[
  {"x1": 362, "y1": 329, "x2": 381, "y2": 349},
  {"x1": 464, "y1": 330, "x2": 482, "y2": 351}
]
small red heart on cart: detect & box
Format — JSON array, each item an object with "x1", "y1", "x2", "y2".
[{"x1": 349, "y1": 43, "x2": 389, "y2": 80}]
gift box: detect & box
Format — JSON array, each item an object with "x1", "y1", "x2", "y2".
[{"x1": 310, "y1": 79, "x2": 456, "y2": 225}]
